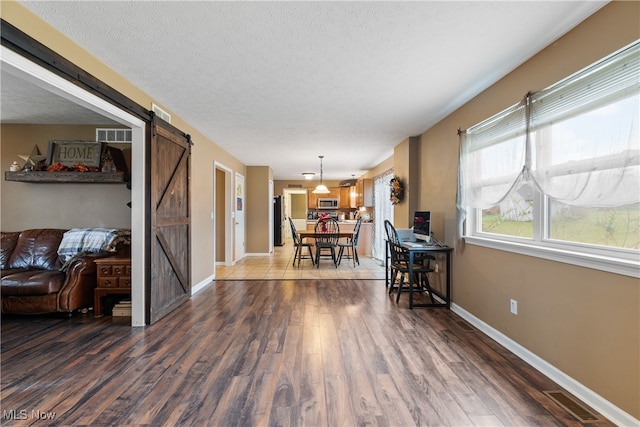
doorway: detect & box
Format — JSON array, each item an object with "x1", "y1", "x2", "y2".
[
  {"x1": 283, "y1": 188, "x2": 308, "y2": 238},
  {"x1": 214, "y1": 162, "x2": 233, "y2": 268},
  {"x1": 1, "y1": 46, "x2": 147, "y2": 326},
  {"x1": 234, "y1": 173, "x2": 245, "y2": 261}
]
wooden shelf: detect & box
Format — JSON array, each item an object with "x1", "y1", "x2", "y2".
[{"x1": 4, "y1": 171, "x2": 126, "y2": 183}]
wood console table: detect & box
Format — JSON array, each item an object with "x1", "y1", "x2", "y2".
[{"x1": 94, "y1": 256, "x2": 131, "y2": 316}]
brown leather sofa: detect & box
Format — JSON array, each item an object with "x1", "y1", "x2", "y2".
[{"x1": 1, "y1": 229, "x2": 106, "y2": 315}]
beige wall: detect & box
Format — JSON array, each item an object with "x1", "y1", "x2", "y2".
[
  {"x1": 1, "y1": 2, "x2": 246, "y2": 286},
  {"x1": 1, "y1": 124, "x2": 132, "y2": 230},
  {"x1": 392, "y1": 137, "x2": 421, "y2": 229},
  {"x1": 290, "y1": 194, "x2": 306, "y2": 219},
  {"x1": 361, "y1": 155, "x2": 393, "y2": 181},
  {"x1": 411, "y1": 2, "x2": 638, "y2": 418},
  {"x1": 246, "y1": 166, "x2": 273, "y2": 254}
]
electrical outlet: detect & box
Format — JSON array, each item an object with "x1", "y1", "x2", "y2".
[
  {"x1": 434, "y1": 263, "x2": 439, "y2": 273},
  {"x1": 510, "y1": 299, "x2": 518, "y2": 315}
]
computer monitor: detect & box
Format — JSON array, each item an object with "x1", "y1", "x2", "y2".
[{"x1": 413, "y1": 211, "x2": 431, "y2": 243}]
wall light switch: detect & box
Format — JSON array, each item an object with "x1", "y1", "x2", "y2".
[{"x1": 510, "y1": 299, "x2": 518, "y2": 315}]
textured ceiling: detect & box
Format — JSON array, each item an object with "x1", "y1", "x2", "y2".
[
  {"x1": 1, "y1": 71, "x2": 121, "y2": 125},
  {"x1": 5, "y1": 1, "x2": 607, "y2": 180}
]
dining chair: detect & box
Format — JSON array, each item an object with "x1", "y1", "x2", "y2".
[
  {"x1": 288, "y1": 217, "x2": 314, "y2": 266},
  {"x1": 384, "y1": 219, "x2": 401, "y2": 291},
  {"x1": 314, "y1": 218, "x2": 340, "y2": 268},
  {"x1": 337, "y1": 217, "x2": 362, "y2": 267},
  {"x1": 384, "y1": 220, "x2": 436, "y2": 303}
]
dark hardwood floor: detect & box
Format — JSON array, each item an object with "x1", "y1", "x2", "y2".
[{"x1": 1, "y1": 279, "x2": 611, "y2": 426}]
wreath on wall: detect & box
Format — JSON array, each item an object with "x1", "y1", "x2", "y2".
[{"x1": 389, "y1": 175, "x2": 404, "y2": 205}]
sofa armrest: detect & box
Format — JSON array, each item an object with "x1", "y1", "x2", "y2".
[{"x1": 57, "y1": 253, "x2": 111, "y2": 312}]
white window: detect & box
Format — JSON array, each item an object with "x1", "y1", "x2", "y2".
[{"x1": 459, "y1": 40, "x2": 640, "y2": 277}]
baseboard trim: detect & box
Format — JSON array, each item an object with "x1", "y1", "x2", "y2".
[
  {"x1": 451, "y1": 303, "x2": 638, "y2": 427},
  {"x1": 191, "y1": 274, "x2": 214, "y2": 295}
]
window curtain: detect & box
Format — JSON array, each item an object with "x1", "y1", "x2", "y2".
[
  {"x1": 459, "y1": 98, "x2": 529, "y2": 211},
  {"x1": 528, "y1": 43, "x2": 639, "y2": 207},
  {"x1": 458, "y1": 40, "x2": 640, "y2": 224},
  {"x1": 372, "y1": 169, "x2": 394, "y2": 262}
]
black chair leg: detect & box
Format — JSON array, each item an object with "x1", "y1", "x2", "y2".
[
  {"x1": 422, "y1": 273, "x2": 435, "y2": 303},
  {"x1": 337, "y1": 245, "x2": 357, "y2": 267},
  {"x1": 394, "y1": 272, "x2": 428, "y2": 304},
  {"x1": 395, "y1": 272, "x2": 407, "y2": 303},
  {"x1": 389, "y1": 270, "x2": 400, "y2": 295}
]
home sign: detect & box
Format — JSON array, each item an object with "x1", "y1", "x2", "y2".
[{"x1": 47, "y1": 141, "x2": 103, "y2": 167}]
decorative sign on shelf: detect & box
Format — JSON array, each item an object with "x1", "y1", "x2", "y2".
[{"x1": 46, "y1": 141, "x2": 103, "y2": 168}]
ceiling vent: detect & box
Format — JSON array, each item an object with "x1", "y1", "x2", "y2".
[
  {"x1": 152, "y1": 103, "x2": 172, "y2": 124},
  {"x1": 339, "y1": 179, "x2": 357, "y2": 187},
  {"x1": 96, "y1": 128, "x2": 132, "y2": 143}
]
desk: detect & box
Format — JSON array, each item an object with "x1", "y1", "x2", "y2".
[{"x1": 386, "y1": 242, "x2": 453, "y2": 309}]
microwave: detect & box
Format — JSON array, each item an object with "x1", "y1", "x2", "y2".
[{"x1": 318, "y1": 198, "x2": 339, "y2": 209}]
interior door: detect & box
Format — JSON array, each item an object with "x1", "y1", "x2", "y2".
[
  {"x1": 147, "y1": 115, "x2": 191, "y2": 324},
  {"x1": 234, "y1": 173, "x2": 245, "y2": 261}
]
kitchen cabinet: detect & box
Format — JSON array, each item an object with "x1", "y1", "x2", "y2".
[
  {"x1": 335, "y1": 221, "x2": 373, "y2": 256},
  {"x1": 349, "y1": 185, "x2": 358, "y2": 208},
  {"x1": 339, "y1": 187, "x2": 351, "y2": 209},
  {"x1": 354, "y1": 179, "x2": 373, "y2": 207},
  {"x1": 307, "y1": 191, "x2": 318, "y2": 210}
]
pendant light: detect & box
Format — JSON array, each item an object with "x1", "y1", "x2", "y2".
[{"x1": 312, "y1": 155, "x2": 330, "y2": 194}]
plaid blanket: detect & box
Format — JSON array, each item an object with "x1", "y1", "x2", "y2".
[{"x1": 58, "y1": 228, "x2": 131, "y2": 263}]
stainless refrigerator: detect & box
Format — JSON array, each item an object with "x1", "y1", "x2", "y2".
[{"x1": 273, "y1": 195, "x2": 284, "y2": 246}]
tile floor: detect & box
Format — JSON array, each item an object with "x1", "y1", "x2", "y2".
[{"x1": 215, "y1": 238, "x2": 387, "y2": 280}]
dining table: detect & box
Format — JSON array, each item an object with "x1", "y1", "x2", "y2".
[
  {"x1": 296, "y1": 230, "x2": 355, "y2": 267},
  {"x1": 297, "y1": 230, "x2": 355, "y2": 240}
]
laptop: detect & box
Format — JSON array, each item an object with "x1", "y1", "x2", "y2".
[{"x1": 396, "y1": 228, "x2": 416, "y2": 242}]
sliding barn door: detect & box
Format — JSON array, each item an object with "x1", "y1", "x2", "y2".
[{"x1": 147, "y1": 115, "x2": 191, "y2": 324}]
